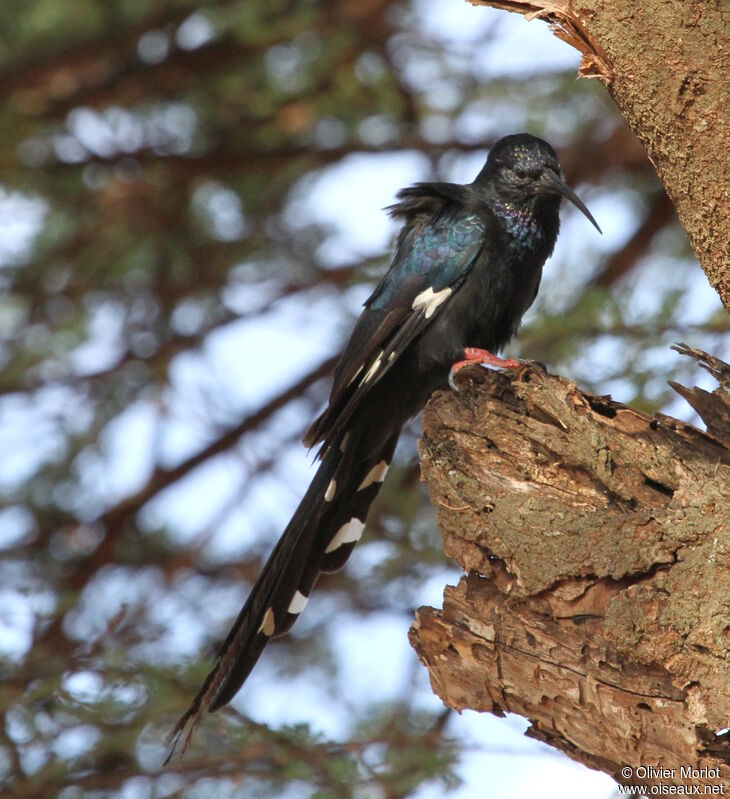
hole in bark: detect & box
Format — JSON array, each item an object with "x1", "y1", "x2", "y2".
[
  {"x1": 637, "y1": 702, "x2": 652, "y2": 712},
  {"x1": 525, "y1": 631, "x2": 536, "y2": 648},
  {"x1": 643, "y1": 475, "x2": 675, "y2": 498},
  {"x1": 447, "y1": 644, "x2": 458, "y2": 656},
  {"x1": 586, "y1": 395, "x2": 617, "y2": 418}
]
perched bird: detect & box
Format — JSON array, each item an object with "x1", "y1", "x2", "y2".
[{"x1": 168, "y1": 133, "x2": 600, "y2": 756}]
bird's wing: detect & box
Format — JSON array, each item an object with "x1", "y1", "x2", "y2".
[{"x1": 305, "y1": 203, "x2": 485, "y2": 452}]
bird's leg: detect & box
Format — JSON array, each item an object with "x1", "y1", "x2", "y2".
[
  {"x1": 461, "y1": 347, "x2": 521, "y2": 369},
  {"x1": 448, "y1": 347, "x2": 522, "y2": 391}
]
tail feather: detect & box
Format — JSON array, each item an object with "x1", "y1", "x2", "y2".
[{"x1": 166, "y1": 426, "x2": 399, "y2": 760}]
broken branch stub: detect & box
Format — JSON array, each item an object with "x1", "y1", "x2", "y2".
[{"x1": 410, "y1": 352, "x2": 730, "y2": 788}]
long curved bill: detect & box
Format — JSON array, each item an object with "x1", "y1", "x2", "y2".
[{"x1": 538, "y1": 171, "x2": 602, "y2": 234}]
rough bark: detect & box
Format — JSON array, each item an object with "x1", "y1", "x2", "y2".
[
  {"x1": 469, "y1": 0, "x2": 730, "y2": 309},
  {"x1": 410, "y1": 348, "x2": 730, "y2": 788}
]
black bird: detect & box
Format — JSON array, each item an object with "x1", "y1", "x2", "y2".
[{"x1": 168, "y1": 133, "x2": 600, "y2": 755}]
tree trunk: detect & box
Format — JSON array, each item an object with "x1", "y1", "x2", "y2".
[
  {"x1": 469, "y1": 0, "x2": 730, "y2": 309},
  {"x1": 409, "y1": 347, "x2": 730, "y2": 789}
]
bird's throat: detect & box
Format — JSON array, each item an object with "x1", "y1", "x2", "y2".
[{"x1": 490, "y1": 197, "x2": 548, "y2": 248}]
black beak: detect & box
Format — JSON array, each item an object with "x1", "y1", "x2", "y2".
[{"x1": 538, "y1": 171, "x2": 602, "y2": 234}]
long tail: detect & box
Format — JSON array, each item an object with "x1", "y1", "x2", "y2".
[{"x1": 166, "y1": 422, "x2": 399, "y2": 760}]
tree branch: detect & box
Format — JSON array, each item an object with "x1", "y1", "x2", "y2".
[
  {"x1": 469, "y1": 0, "x2": 730, "y2": 309},
  {"x1": 411, "y1": 351, "x2": 730, "y2": 788}
]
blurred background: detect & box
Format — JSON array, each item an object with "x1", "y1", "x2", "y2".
[{"x1": 0, "y1": 0, "x2": 726, "y2": 797}]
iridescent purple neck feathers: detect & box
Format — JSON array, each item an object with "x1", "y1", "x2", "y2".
[{"x1": 490, "y1": 197, "x2": 545, "y2": 247}]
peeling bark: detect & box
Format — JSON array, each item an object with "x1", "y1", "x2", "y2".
[
  {"x1": 410, "y1": 350, "x2": 730, "y2": 787},
  {"x1": 469, "y1": 0, "x2": 730, "y2": 309}
]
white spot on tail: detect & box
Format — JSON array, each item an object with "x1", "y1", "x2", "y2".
[
  {"x1": 325, "y1": 518, "x2": 365, "y2": 553},
  {"x1": 258, "y1": 607, "x2": 275, "y2": 637},
  {"x1": 287, "y1": 590, "x2": 309, "y2": 615},
  {"x1": 361, "y1": 351, "x2": 383, "y2": 384},
  {"x1": 325, "y1": 479, "x2": 336, "y2": 502},
  {"x1": 358, "y1": 460, "x2": 389, "y2": 490},
  {"x1": 412, "y1": 286, "x2": 452, "y2": 319}
]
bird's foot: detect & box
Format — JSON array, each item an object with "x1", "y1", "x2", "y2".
[{"x1": 448, "y1": 348, "x2": 525, "y2": 391}]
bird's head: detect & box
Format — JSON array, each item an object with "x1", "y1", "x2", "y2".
[{"x1": 476, "y1": 133, "x2": 601, "y2": 233}]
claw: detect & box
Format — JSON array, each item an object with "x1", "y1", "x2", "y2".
[{"x1": 448, "y1": 366, "x2": 461, "y2": 392}]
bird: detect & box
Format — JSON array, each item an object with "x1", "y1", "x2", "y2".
[{"x1": 167, "y1": 132, "x2": 601, "y2": 757}]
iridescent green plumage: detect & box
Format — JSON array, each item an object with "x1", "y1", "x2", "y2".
[{"x1": 369, "y1": 212, "x2": 485, "y2": 309}]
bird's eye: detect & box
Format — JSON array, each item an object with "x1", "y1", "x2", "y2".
[{"x1": 514, "y1": 168, "x2": 527, "y2": 179}]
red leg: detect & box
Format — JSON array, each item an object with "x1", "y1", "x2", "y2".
[
  {"x1": 449, "y1": 347, "x2": 522, "y2": 390},
  {"x1": 451, "y1": 347, "x2": 521, "y2": 373}
]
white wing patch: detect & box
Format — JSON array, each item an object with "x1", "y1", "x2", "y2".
[
  {"x1": 324, "y1": 479, "x2": 336, "y2": 502},
  {"x1": 258, "y1": 607, "x2": 276, "y2": 637},
  {"x1": 358, "y1": 460, "x2": 389, "y2": 491},
  {"x1": 412, "y1": 286, "x2": 452, "y2": 319},
  {"x1": 287, "y1": 590, "x2": 309, "y2": 615},
  {"x1": 350, "y1": 287, "x2": 452, "y2": 393},
  {"x1": 325, "y1": 518, "x2": 365, "y2": 553},
  {"x1": 361, "y1": 351, "x2": 383, "y2": 385}
]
